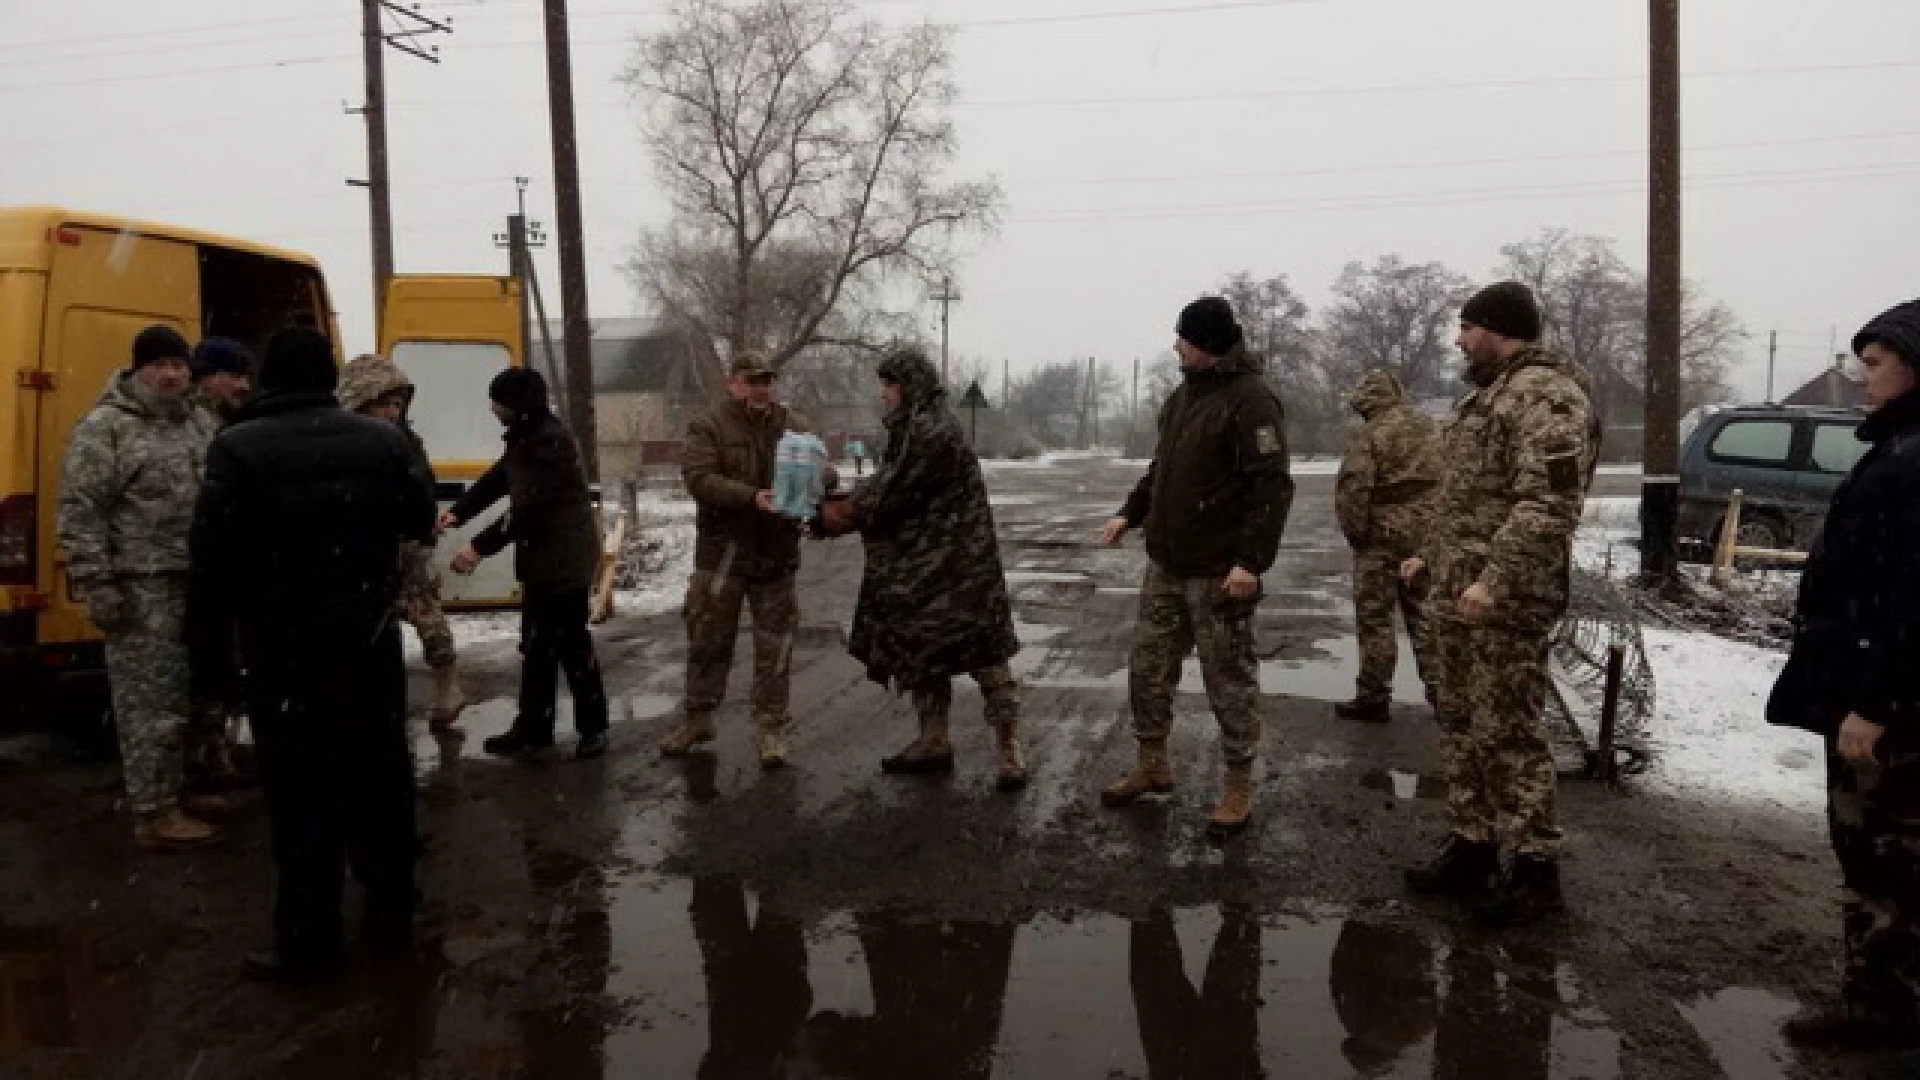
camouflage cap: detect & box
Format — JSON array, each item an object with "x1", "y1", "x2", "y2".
[{"x1": 731, "y1": 352, "x2": 776, "y2": 377}]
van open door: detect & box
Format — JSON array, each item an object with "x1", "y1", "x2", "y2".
[{"x1": 380, "y1": 275, "x2": 525, "y2": 610}]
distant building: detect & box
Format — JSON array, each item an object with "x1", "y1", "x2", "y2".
[
  {"x1": 1782, "y1": 366, "x2": 1866, "y2": 410},
  {"x1": 535, "y1": 318, "x2": 690, "y2": 478}
]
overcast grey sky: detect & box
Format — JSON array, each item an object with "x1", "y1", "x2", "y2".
[{"x1": 4, "y1": 0, "x2": 1917, "y2": 401}]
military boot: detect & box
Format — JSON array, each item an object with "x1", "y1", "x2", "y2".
[
  {"x1": 1334, "y1": 697, "x2": 1391, "y2": 724},
  {"x1": 1475, "y1": 854, "x2": 1567, "y2": 926},
  {"x1": 134, "y1": 807, "x2": 220, "y2": 850},
  {"x1": 430, "y1": 665, "x2": 467, "y2": 732},
  {"x1": 659, "y1": 713, "x2": 717, "y2": 757},
  {"x1": 755, "y1": 714, "x2": 790, "y2": 770},
  {"x1": 881, "y1": 711, "x2": 954, "y2": 775},
  {"x1": 1784, "y1": 995, "x2": 1920, "y2": 1049},
  {"x1": 1102, "y1": 740, "x2": 1175, "y2": 806},
  {"x1": 994, "y1": 719, "x2": 1029, "y2": 793},
  {"x1": 1206, "y1": 764, "x2": 1255, "y2": 839},
  {"x1": 1404, "y1": 834, "x2": 1501, "y2": 897}
]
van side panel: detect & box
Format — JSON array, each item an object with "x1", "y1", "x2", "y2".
[
  {"x1": 0, "y1": 267, "x2": 49, "y2": 619},
  {"x1": 36, "y1": 227, "x2": 199, "y2": 646}
]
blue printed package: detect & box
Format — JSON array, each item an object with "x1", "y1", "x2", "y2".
[{"x1": 773, "y1": 431, "x2": 829, "y2": 520}]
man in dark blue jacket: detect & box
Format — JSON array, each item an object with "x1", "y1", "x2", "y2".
[
  {"x1": 1771, "y1": 298, "x2": 1920, "y2": 1048},
  {"x1": 189, "y1": 326, "x2": 437, "y2": 981}
]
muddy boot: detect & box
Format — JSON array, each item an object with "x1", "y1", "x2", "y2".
[
  {"x1": 182, "y1": 794, "x2": 231, "y2": 820},
  {"x1": 994, "y1": 719, "x2": 1029, "y2": 793},
  {"x1": 659, "y1": 713, "x2": 717, "y2": 757},
  {"x1": 1474, "y1": 854, "x2": 1567, "y2": 926},
  {"x1": 134, "y1": 808, "x2": 220, "y2": 850},
  {"x1": 1206, "y1": 764, "x2": 1255, "y2": 839},
  {"x1": 881, "y1": 713, "x2": 953, "y2": 775},
  {"x1": 430, "y1": 665, "x2": 467, "y2": 731},
  {"x1": 1334, "y1": 697, "x2": 1391, "y2": 724},
  {"x1": 1102, "y1": 740, "x2": 1174, "y2": 806},
  {"x1": 755, "y1": 714, "x2": 789, "y2": 770},
  {"x1": 1404, "y1": 834, "x2": 1500, "y2": 897},
  {"x1": 1784, "y1": 996, "x2": 1920, "y2": 1049}
]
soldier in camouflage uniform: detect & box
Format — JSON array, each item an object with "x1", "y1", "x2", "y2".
[
  {"x1": 660, "y1": 352, "x2": 811, "y2": 769},
  {"x1": 1401, "y1": 281, "x2": 1599, "y2": 924},
  {"x1": 58, "y1": 325, "x2": 221, "y2": 848},
  {"x1": 338, "y1": 354, "x2": 466, "y2": 728},
  {"x1": 824, "y1": 348, "x2": 1028, "y2": 791},
  {"x1": 1102, "y1": 296, "x2": 1294, "y2": 838},
  {"x1": 1334, "y1": 370, "x2": 1441, "y2": 724}
]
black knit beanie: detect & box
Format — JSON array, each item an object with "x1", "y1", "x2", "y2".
[
  {"x1": 1176, "y1": 295, "x2": 1243, "y2": 358},
  {"x1": 190, "y1": 336, "x2": 254, "y2": 382},
  {"x1": 1460, "y1": 281, "x2": 1543, "y2": 342},
  {"x1": 258, "y1": 326, "x2": 338, "y2": 394},
  {"x1": 1853, "y1": 298, "x2": 1920, "y2": 369},
  {"x1": 130, "y1": 325, "x2": 190, "y2": 370},
  {"x1": 489, "y1": 366, "x2": 551, "y2": 421}
]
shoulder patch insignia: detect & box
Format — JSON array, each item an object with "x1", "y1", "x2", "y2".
[{"x1": 1256, "y1": 425, "x2": 1281, "y2": 456}]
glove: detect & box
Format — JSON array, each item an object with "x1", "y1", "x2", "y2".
[
  {"x1": 85, "y1": 584, "x2": 131, "y2": 632},
  {"x1": 814, "y1": 496, "x2": 860, "y2": 538}
]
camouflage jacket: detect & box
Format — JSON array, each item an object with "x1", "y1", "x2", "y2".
[
  {"x1": 848, "y1": 351, "x2": 1019, "y2": 689},
  {"x1": 1422, "y1": 347, "x2": 1600, "y2": 621},
  {"x1": 57, "y1": 371, "x2": 216, "y2": 590},
  {"x1": 683, "y1": 398, "x2": 812, "y2": 579},
  {"x1": 1334, "y1": 370, "x2": 1441, "y2": 552},
  {"x1": 339, "y1": 353, "x2": 442, "y2": 597}
]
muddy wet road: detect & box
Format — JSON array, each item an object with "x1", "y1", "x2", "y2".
[{"x1": 0, "y1": 458, "x2": 1876, "y2": 1079}]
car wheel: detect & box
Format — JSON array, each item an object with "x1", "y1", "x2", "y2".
[{"x1": 1723, "y1": 511, "x2": 1789, "y2": 552}]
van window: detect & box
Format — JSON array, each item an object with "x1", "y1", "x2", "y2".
[
  {"x1": 1708, "y1": 419, "x2": 1793, "y2": 465},
  {"x1": 1811, "y1": 421, "x2": 1868, "y2": 474},
  {"x1": 391, "y1": 341, "x2": 512, "y2": 462}
]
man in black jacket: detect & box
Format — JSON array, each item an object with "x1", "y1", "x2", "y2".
[
  {"x1": 188, "y1": 326, "x2": 437, "y2": 981},
  {"x1": 1101, "y1": 296, "x2": 1293, "y2": 838},
  {"x1": 444, "y1": 367, "x2": 610, "y2": 760},
  {"x1": 1771, "y1": 298, "x2": 1920, "y2": 1048}
]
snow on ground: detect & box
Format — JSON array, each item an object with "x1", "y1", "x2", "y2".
[
  {"x1": 613, "y1": 488, "x2": 698, "y2": 619},
  {"x1": 1638, "y1": 626, "x2": 1819, "y2": 816},
  {"x1": 1576, "y1": 496, "x2": 1642, "y2": 581}
]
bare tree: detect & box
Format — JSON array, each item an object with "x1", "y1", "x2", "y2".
[
  {"x1": 1008, "y1": 361, "x2": 1086, "y2": 449},
  {"x1": 1320, "y1": 255, "x2": 1471, "y2": 400},
  {"x1": 1216, "y1": 272, "x2": 1349, "y2": 454},
  {"x1": 622, "y1": 0, "x2": 1002, "y2": 377}
]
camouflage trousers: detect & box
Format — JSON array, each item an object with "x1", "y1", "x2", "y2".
[
  {"x1": 103, "y1": 575, "x2": 190, "y2": 818},
  {"x1": 1128, "y1": 560, "x2": 1263, "y2": 768},
  {"x1": 399, "y1": 544, "x2": 455, "y2": 671},
  {"x1": 684, "y1": 568, "x2": 797, "y2": 724},
  {"x1": 1428, "y1": 611, "x2": 1561, "y2": 855},
  {"x1": 1350, "y1": 545, "x2": 1435, "y2": 707},
  {"x1": 912, "y1": 663, "x2": 1020, "y2": 729},
  {"x1": 1828, "y1": 742, "x2": 1920, "y2": 1014}
]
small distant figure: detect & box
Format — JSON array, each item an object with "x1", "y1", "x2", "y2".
[
  {"x1": 444, "y1": 367, "x2": 610, "y2": 761},
  {"x1": 846, "y1": 436, "x2": 870, "y2": 477}
]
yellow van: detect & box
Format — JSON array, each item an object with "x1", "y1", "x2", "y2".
[{"x1": 0, "y1": 207, "x2": 522, "y2": 725}]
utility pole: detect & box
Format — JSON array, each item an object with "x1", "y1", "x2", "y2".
[
  {"x1": 492, "y1": 177, "x2": 551, "y2": 381},
  {"x1": 349, "y1": 0, "x2": 450, "y2": 339},
  {"x1": 932, "y1": 276, "x2": 961, "y2": 387},
  {"x1": 1002, "y1": 357, "x2": 1010, "y2": 410},
  {"x1": 1640, "y1": 0, "x2": 1683, "y2": 582},
  {"x1": 1132, "y1": 356, "x2": 1140, "y2": 451},
  {"x1": 1766, "y1": 329, "x2": 1778, "y2": 402},
  {"x1": 543, "y1": 0, "x2": 598, "y2": 481},
  {"x1": 1090, "y1": 357, "x2": 1100, "y2": 448}
]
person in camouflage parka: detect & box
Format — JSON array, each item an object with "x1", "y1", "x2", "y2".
[
  {"x1": 338, "y1": 353, "x2": 466, "y2": 727},
  {"x1": 840, "y1": 348, "x2": 1027, "y2": 790},
  {"x1": 1333, "y1": 369, "x2": 1441, "y2": 722},
  {"x1": 58, "y1": 325, "x2": 221, "y2": 848}
]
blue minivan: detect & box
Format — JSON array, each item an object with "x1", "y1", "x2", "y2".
[{"x1": 1677, "y1": 404, "x2": 1869, "y2": 554}]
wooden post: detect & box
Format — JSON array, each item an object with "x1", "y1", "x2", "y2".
[
  {"x1": 1596, "y1": 644, "x2": 1626, "y2": 787},
  {"x1": 1712, "y1": 488, "x2": 1744, "y2": 588}
]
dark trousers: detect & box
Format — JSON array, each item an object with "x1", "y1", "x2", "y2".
[
  {"x1": 250, "y1": 625, "x2": 416, "y2": 964},
  {"x1": 518, "y1": 588, "x2": 609, "y2": 738}
]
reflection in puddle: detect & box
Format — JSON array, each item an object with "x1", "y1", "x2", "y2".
[
  {"x1": 1263, "y1": 634, "x2": 1429, "y2": 705},
  {"x1": 1682, "y1": 986, "x2": 1801, "y2": 1080}
]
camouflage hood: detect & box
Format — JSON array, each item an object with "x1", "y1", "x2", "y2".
[
  {"x1": 1348, "y1": 370, "x2": 1408, "y2": 419},
  {"x1": 338, "y1": 353, "x2": 414, "y2": 414},
  {"x1": 100, "y1": 368, "x2": 192, "y2": 425},
  {"x1": 877, "y1": 348, "x2": 945, "y2": 415}
]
